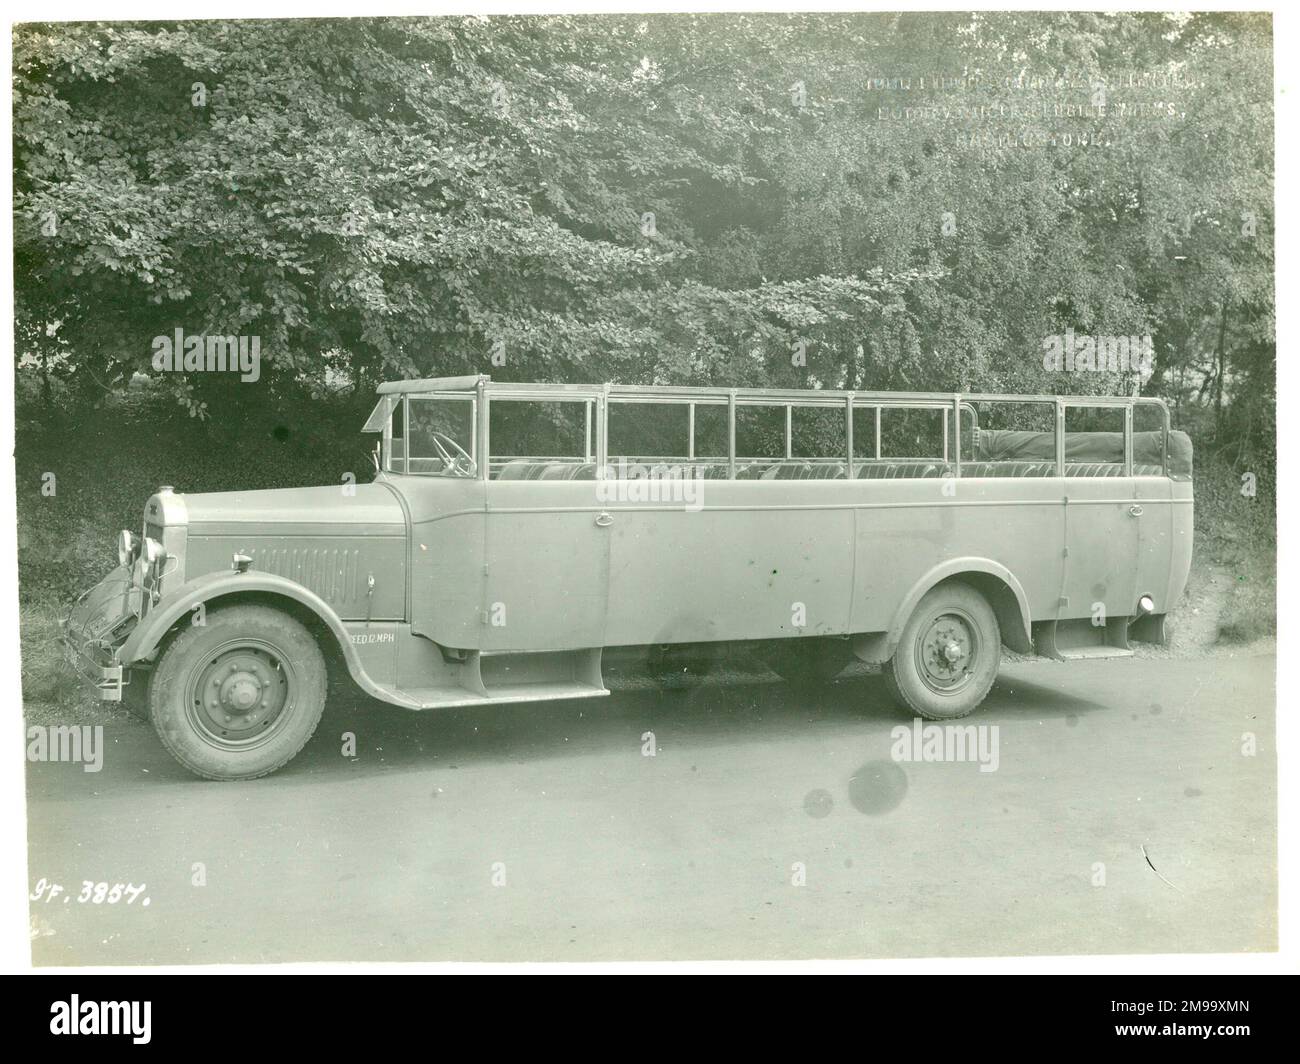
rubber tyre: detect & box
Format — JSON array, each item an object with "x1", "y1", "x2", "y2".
[
  {"x1": 883, "y1": 582, "x2": 1000, "y2": 721},
  {"x1": 149, "y1": 604, "x2": 327, "y2": 780},
  {"x1": 765, "y1": 637, "x2": 852, "y2": 686}
]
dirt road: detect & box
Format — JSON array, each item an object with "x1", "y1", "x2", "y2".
[{"x1": 26, "y1": 653, "x2": 1276, "y2": 963}]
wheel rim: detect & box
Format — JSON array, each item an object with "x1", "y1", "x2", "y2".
[
  {"x1": 184, "y1": 639, "x2": 297, "y2": 751},
  {"x1": 914, "y1": 609, "x2": 981, "y2": 694}
]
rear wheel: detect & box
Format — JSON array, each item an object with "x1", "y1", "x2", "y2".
[
  {"x1": 883, "y1": 583, "x2": 1000, "y2": 720},
  {"x1": 149, "y1": 604, "x2": 327, "y2": 780}
]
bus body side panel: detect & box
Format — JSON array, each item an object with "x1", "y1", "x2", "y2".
[
  {"x1": 847, "y1": 477, "x2": 1065, "y2": 634},
  {"x1": 601, "y1": 479, "x2": 855, "y2": 646}
]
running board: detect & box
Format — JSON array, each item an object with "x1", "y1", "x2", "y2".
[
  {"x1": 378, "y1": 647, "x2": 609, "y2": 710},
  {"x1": 1034, "y1": 618, "x2": 1134, "y2": 661}
]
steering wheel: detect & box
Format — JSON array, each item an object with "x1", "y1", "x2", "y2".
[{"x1": 427, "y1": 431, "x2": 476, "y2": 476}]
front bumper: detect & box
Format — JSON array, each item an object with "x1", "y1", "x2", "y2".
[
  {"x1": 59, "y1": 627, "x2": 126, "y2": 701},
  {"x1": 60, "y1": 564, "x2": 144, "y2": 702}
]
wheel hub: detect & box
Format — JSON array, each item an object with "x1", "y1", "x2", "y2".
[
  {"x1": 190, "y1": 646, "x2": 292, "y2": 744},
  {"x1": 917, "y1": 613, "x2": 978, "y2": 691},
  {"x1": 221, "y1": 672, "x2": 262, "y2": 712}
]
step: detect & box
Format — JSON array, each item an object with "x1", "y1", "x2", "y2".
[
  {"x1": 1049, "y1": 645, "x2": 1134, "y2": 661},
  {"x1": 374, "y1": 680, "x2": 609, "y2": 711},
  {"x1": 403, "y1": 681, "x2": 610, "y2": 709},
  {"x1": 1033, "y1": 617, "x2": 1134, "y2": 661}
]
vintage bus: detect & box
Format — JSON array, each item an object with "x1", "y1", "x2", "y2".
[{"x1": 63, "y1": 376, "x2": 1193, "y2": 779}]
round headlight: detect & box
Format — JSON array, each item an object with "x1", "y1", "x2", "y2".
[
  {"x1": 117, "y1": 530, "x2": 139, "y2": 567},
  {"x1": 142, "y1": 537, "x2": 166, "y2": 566}
]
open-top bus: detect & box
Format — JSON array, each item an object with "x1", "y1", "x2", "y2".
[{"x1": 63, "y1": 376, "x2": 1193, "y2": 779}]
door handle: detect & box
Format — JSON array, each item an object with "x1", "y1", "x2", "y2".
[
  {"x1": 595, "y1": 511, "x2": 614, "y2": 527},
  {"x1": 1128, "y1": 504, "x2": 1144, "y2": 517}
]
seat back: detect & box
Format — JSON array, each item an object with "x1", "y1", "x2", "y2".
[{"x1": 852, "y1": 461, "x2": 949, "y2": 479}]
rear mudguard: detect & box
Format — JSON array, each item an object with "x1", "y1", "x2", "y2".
[{"x1": 851, "y1": 558, "x2": 1033, "y2": 664}]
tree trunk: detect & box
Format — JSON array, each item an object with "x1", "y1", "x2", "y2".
[{"x1": 1214, "y1": 298, "x2": 1229, "y2": 426}]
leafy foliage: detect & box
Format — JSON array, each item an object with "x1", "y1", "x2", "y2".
[{"x1": 13, "y1": 12, "x2": 1275, "y2": 606}]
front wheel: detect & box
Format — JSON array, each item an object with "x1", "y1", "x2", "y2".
[
  {"x1": 149, "y1": 604, "x2": 327, "y2": 780},
  {"x1": 883, "y1": 582, "x2": 1000, "y2": 720}
]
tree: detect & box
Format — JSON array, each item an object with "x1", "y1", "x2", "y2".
[{"x1": 14, "y1": 11, "x2": 1273, "y2": 457}]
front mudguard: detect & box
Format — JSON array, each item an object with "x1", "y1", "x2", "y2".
[{"x1": 114, "y1": 569, "x2": 392, "y2": 704}]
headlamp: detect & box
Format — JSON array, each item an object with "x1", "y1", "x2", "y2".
[
  {"x1": 142, "y1": 537, "x2": 166, "y2": 567},
  {"x1": 117, "y1": 530, "x2": 140, "y2": 567}
]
